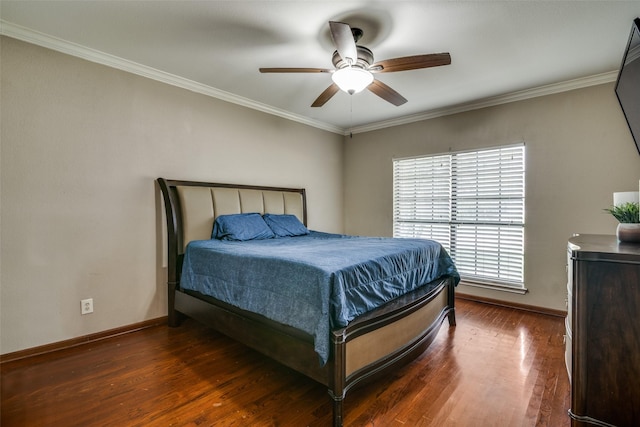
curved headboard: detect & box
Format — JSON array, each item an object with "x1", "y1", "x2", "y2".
[
  {"x1": 158, "y1": 177, "x2": 307, "y2": 251},
  {"x1": 157, "y1": 178, "x2": 307, "y2": 307}
]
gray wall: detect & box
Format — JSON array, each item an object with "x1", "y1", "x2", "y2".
[
  {"x1": 3, "y1": 34, "x2": 640, "y2": 355},
  {"x1": 0, "y1": 37, "x2": 344, "y2": 354},
  {"x1": 344, "y1": 83, "x2": 640, "y2": 311}
]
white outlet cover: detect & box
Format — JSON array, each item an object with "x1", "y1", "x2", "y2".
[{"x1": 81, "y1": 298, "x2": 93, "y2": 315}]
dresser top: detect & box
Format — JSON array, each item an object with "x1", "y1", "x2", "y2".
[{"x1": 568, "y1": 234, "x2": 640, "y2": 263}]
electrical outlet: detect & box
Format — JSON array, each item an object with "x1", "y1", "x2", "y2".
[{"x1": 81, "y1": 298, "x2": 93, "y2": 315}]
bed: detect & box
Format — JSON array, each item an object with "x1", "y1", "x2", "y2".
[{"x1": 157, "y1": 178, "x2": 459, "y2": 426}]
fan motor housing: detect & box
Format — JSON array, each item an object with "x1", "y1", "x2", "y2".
[{"x1": 332, "y1": 46, "x2": 374, "y2": 70}]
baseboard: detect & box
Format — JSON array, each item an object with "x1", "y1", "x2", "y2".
[
  {"x1": 0, "y1": 316, "x2": 167, "y2": 364},
  {"x1": 456, "y1": 293, "x2": 567, "y2": 318}
]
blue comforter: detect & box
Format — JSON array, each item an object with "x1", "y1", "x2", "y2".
[{"x1": 180, "y1": 231, "x2": 459, "y2": 364}]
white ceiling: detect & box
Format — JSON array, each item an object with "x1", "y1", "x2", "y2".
[{"x1": 2, "y1": 1, "x2": 639, "y2": 134}]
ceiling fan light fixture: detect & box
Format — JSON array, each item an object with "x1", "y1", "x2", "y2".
[{"x1": 331, "y1": 67, "x2": 373, "y2": 95}]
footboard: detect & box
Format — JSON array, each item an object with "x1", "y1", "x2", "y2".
[{"x1": 330, "y1": 277, "x2": 455, "y2": 426}]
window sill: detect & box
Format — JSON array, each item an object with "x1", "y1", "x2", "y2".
[{"x1": 459, "y1": 279, "x2": 528, "y2": 295}]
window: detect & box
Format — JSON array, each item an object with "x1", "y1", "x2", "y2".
[{"x1": 393, "y1": 143, "x2": 525, "y2": 292}]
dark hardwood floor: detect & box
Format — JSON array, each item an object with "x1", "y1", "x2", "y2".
[{"x1": 1, "y1": 299, "x2": 570, "y2": 426}]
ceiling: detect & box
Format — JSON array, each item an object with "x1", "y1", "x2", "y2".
[{"x1": 1, "y1": 1, "x2": 639, "y2": 134}]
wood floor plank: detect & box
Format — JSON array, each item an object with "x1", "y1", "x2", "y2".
[{"x1": 1, "y1": 299, "x2": 570, "y2": 426}]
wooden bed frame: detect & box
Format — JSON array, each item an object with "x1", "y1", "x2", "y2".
[{"x1": 157, "y1": 178, "x2": 456, "y2": 426}]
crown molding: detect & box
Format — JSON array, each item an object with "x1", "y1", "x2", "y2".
[
  {"x1": 1, "y1": 20, "x2": 617, "y2": 137},
  {"x1": 348, "y1": 70, "x2": 618, "y2": 135},
  {"x1": 0, "y1": 20, "x2": 343, "y2": 135}
]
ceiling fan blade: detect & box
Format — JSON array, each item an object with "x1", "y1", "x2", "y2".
[
  {"x1": 311, "y1": 83, "x2": 340, "y2": 107},
  {"x1": 329, "y1": 21, "x2": 357, "y2": 66},
  {"x1": 259, "y1": 67, "x2": 332, "y2": 73},
  {"x1": 367, "y1": 79, "x2": 407, "y2": 106},
  {"x1": 371, "y1": 53, "x2": 451, "y2": 73}
]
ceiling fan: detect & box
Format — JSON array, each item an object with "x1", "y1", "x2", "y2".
[{"x1": 259, "y1": 21, "x2": 451, "y2": 107}]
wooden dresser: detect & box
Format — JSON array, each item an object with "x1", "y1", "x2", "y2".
[{"x1": 565, "y1": 234, "x2": 640, "y2": 427}]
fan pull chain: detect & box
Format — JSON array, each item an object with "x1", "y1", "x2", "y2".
[{"x1": 349, "y1": 96, "x2": 353, "y2": 139}]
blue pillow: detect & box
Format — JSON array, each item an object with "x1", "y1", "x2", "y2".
[
  {"x1": 263, "y1": 214, "x2": 309, "y2": 237},
  {"x1": 212, "y1": 213, "x2": 275, "y2": 241}
]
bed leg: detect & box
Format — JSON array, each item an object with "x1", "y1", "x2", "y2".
[
  {"x1": 168, "y1": 309, "x2": 185, "y2": 327},
  {"x1": 330, "y1": 330, "x2": 346, "y2": 427},
  {"x1": 447, "y1": 279, "x2": 456, "y2": 327},
  {"x1": 331, "y1": 394, "x2": 344, "y2": 427},
  {"x1": 447, "y1": 309, "x2": 457, "y2": 327},
  {"x1": 167, "y1": 282, "x2": 184, "y2": 327}
]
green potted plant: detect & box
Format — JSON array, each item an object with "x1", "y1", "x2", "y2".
[{"x1": 604, "y1": 201, "x2": 640, "y2": 243}]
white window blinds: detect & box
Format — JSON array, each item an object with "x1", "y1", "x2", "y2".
[{"x1": 393, "y1": 144, "x2": 525, "y2": 291}]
